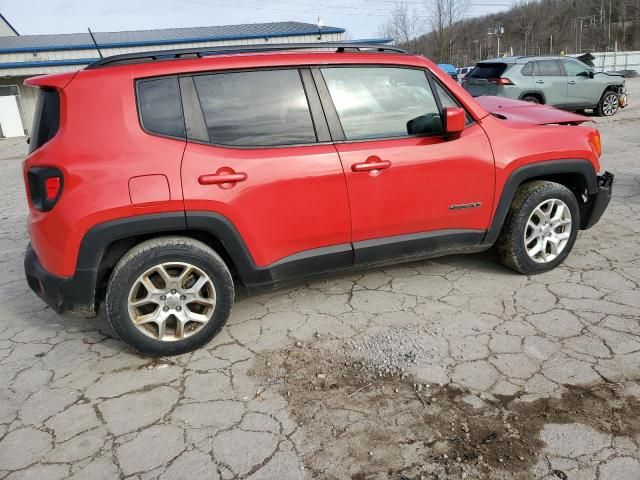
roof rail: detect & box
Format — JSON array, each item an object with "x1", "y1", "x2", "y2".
[{"x1": 86, "y1": 42, "x2": 408, "y2": 69}]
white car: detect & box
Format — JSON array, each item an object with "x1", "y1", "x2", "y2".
[{"x1": 457, "y1": 66, "x2": 473, "y2": 81}]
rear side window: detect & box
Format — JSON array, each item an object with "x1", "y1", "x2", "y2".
[
  {"x1": 536, "y1": 60, "x2": 562, "y2": 76},
  {"x1": 321, "y1": 67, "x2": 442, "y2": 140},
  {"x1": 137, "y1": 77, "x2": 185, "y2": 138},
  {"x1": 520, "y1": 61, "x2": 540, "y2": 76},
  {"x1": 29, "y1": 88, "x2": 59, "y2": 154},
  {"x1": 468, "y1": 63, "x2": 508, "y2": 79},
  {"x1": 193, "y1": 70, "x2": 316, "y2": 147}
]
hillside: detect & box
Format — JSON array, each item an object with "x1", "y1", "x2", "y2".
[{"x1": 398, "y1": 0, "x2": 640, "y2": 66}]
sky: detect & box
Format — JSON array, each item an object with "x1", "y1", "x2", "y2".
[{"x1": 2, "y1": 0, "x2": 515, "y2": 39}]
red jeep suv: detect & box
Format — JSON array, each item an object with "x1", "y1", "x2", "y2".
[{"x1": 23, "y1": 43, "x2": 613, "y2": 356}]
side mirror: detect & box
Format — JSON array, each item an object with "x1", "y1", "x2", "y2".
[
  {"x1": 589, "y1": 70, "x2": 595, "y2": 78},
  {"x1": 444, "y1": 107, "x2": 465, "y2": 137}
]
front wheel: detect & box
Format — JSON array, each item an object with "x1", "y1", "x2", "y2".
[
  {"x1": 105, "y1": 236, "x2": 234, "y2": 356},
  {"x1": 496, "y1": 181, "x2": 580, "y2": 274},
  {"x1": 595, "y1": 91, "x2": 620, "y2": 117}
]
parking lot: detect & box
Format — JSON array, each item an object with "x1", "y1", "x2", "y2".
[{"x1": 0, "y1": 79, "x2": 639, "y2": 480}]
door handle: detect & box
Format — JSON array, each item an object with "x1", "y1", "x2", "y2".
[
  {"x1": 535, "y1": 80, "x2": 545, "y2": 84},
  {"x1": 568, "y1": 80, "x2": 576, "y2": 85},
  {"x1": 351, "y1": 159, "x2": 391, "y2": 173},
  {"x1": 198, "y1": 171, "x2": 247, "y2": 185}
]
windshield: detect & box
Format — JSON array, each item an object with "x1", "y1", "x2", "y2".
[{"x1": 468, "y1": 63, "x2": 508, "y2": 79}]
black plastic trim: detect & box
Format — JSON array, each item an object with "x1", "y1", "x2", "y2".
[
  {"x1": 76, "y1": 212, "x2": 187, "y2": 271},
  {"x1": 179, "y1": 76, "x2": 208, "y2": 142},
  {"x1": 26, "y1": 166, "x2": 64, "y2": 212},
  {"x1": 582, "y1": 171, "x2": 614, "y2": 229},
  {"x1": 354, "y1": 229, "x2": 487, "y2": 265},
  {"x1": 39, "y1": 210, "x2": 502, "y2": 315},
  {"x1": 300, "y1": 68, "x2": 332, "y2": 143},
  {"x1": 185, "y1": 212, "x2": 353, "y2": 288},
  {"x1": 24, "y1": 244, "x2": 97, "y2": 317},
  {"x1": 482, "y1": 159, "x2": 598, "y2": 246},
  {"x1": 311, "y1": 67, "x2": 345, "y2": 141},
  {"x1": 87, "y1": 42, "x2": 409, "y2": 69}
]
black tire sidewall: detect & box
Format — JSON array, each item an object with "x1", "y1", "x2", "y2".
[
  {"x1": 522, "y1": 95, "x2": 541, "y2": 104},
  {"x1": 509, "y1": 184, "x2": 580, "y2": 274},
  {"x1": 106, "y1": 243, "x2": 234, "y2": 356}
]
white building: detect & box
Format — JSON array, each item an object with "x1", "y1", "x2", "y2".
[{"x1": 0, "y1": 17, "x2": 349, "y2": 137}]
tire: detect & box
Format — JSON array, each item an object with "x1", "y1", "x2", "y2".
[
  {"x1": 595, "y1": 90, "x2": 620, "y2": 117},
  {"x1": 105, "y1": 236, "x2": 234, "y2": 356},
  {"x1": 496, "y1": 181, "x2": 580, "y2": 275},
  {"x1": 521, "y1": 95, "x2": 541, "y2": 104}
]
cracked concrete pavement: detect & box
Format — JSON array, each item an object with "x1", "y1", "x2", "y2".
[{"x1": 0, "y1": 79, "x2": 639, "y2": 479}]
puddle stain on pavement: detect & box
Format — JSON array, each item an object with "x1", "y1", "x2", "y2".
[{"x1": 251, "y1": 345, "x2": 640, "y2": 479}]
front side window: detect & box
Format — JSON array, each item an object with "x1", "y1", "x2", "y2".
[
  {"x1": 193, "y1": 69, "x2": 316, "y2": 147},
  {"x1": 137, "y1": 77, "x2": 185, "y2": 138},
  {"x1": 536, "y1": 60, "x2": 562, "y2": 76},
  {"x1": 321, "y1": 67, "x2": 442, "y2": 140},
  {"x1": 562, "y1": 59, "x2": 590, "y2": 77}
]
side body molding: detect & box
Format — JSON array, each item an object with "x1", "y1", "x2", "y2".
[{"x1": 185, "y1": 212, "x2": 354, "y2": 288}]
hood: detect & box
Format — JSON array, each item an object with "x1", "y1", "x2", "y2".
[{"x1": 474, "y1": 96, "x2": 591, "y2": 125}]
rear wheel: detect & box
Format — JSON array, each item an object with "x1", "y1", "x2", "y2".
[
  {"x1": 522, "y1": 95, "x2": 541, "y2": 104},
  {"x1": 595, "y1": 91, "x2": 619, "y2": 116},
  {"x1": 106, "y1": 237, "x2": 234, "y2": 356},
  {"x1": 496, "y1": 181, "x2": 580, "y2": 274}
]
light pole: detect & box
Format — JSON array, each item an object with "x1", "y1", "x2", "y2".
[
  {"x1": 488, "y1": 25, "x2": 504, "y2": 57},
  {"x1": 575, "y1": 16, "x2": 591, "y2": 53}
]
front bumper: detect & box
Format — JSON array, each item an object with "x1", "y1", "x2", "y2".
[
  {"x1": 24, "y1": 244, "x2": 97, "y2": 317},
  {"x1": 582, "y1": 171, "x2": 614, "y2": 229}
]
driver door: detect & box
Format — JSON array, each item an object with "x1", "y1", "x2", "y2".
[
  {"x1": 561, "y1": 59, "x2": 599, "y2": 108},
  {"x1": 316, "y1": 66, "x2": 495, "y2": 263}
]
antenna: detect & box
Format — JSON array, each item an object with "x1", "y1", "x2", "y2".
[{"x1": 88, "y1": 28, "x2": 103, "y2": 59}]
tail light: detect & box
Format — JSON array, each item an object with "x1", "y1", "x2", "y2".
[
  {"x1": 27, "y1": 167, "x2": 63, "y2": 211},
  {"x1": 488, "y1": 78, "x2": 514, "y2": 85}
]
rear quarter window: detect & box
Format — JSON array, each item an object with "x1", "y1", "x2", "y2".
[
  {"x1": 468, "y1": 63, "x2": 508, "y2": 79},
  {"x1": 137, "y1": 77, "x2": 185, "y2": 139},
  {"x1": 29, "y1": 88, "x2": 59, "y2": 154}
]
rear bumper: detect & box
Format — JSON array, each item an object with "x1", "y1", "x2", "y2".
[
  {"x1": 24, "y1": 244, "x2": 97, "y2": 317},
  {"x1": 581, "y1": 171, "x2": 614, "y2": 229}
]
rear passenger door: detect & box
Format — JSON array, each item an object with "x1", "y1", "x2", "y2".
[
  {"x1": 179, "y1": 68, "x2": 352, "y2": 270},
  {"x1": 534, "y1": 60, "x2": 567, "y2": 108}
]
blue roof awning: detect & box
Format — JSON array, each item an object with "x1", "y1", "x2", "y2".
[{"x1": 0, "y1": 22, "x2": 345, "y2": 54}]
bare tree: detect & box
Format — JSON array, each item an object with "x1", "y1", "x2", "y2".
[
  {"x1": 377, "y1": 2, "x2": 425, "y2": 52},
  {"x1": 425, "y1": 0, "x2": 470, "y2": 62}
]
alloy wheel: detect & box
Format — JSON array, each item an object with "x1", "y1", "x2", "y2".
[
  {"x1": 127, "y1": 262, "x2": 216, "y2": 341},
  {"x1": 524, "y1": 198, "x2": 572, "y2": 264},
  {"x1": 602, "y1": 93, "x2": 619, "y2": 116}
]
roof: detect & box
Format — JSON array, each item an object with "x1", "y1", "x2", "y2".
[
  {"x1": 478, "y1": 55, "x2": 571, "y2": 64},
  {"x1": 0, "y1": 21, "x2": 345, "y2": 53}
]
